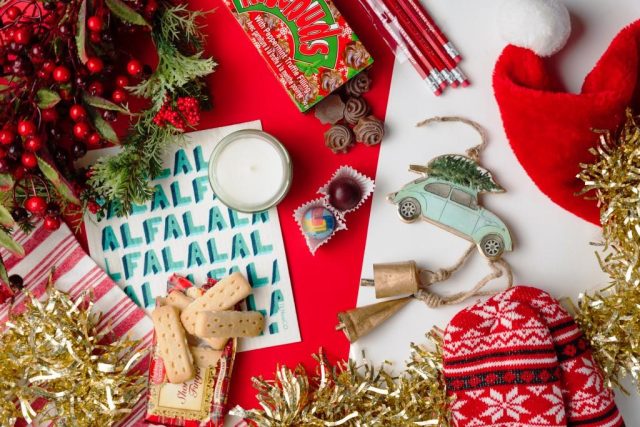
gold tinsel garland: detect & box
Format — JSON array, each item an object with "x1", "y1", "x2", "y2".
[
  {"x1": 231, "y1": 330, "x2": 451, "y2": 426},
  {"x1": 575, "y1": 108, "x2": 640, "y2": 391},
  {"x1": 0, "y1": 280, "x2": 147, "y2": 426}
]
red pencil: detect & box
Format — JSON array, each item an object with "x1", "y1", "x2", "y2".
[
  {"x1": 378, "y1": 0, "x2": 449, "y2": 89},
  {"x1": 404, "y1": 0, "x2": 462, "y2": 63},
  {"x1": 364, "y1": 0, "x2": 442, "y2": 95},
  {"x1": 387, "y1": 0, "x2": 458, "y2": 88},
  {"x1": 394, "y1": 0, "x2": 469, "y2": 86}
]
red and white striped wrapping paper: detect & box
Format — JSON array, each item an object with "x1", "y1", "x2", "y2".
[{"x1": 0, "y1": 222, "x2": 154, "y2": 426}]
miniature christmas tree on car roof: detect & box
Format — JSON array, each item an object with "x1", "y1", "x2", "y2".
[{"x1": 409, "y1": 154, "x2": 504, "y2": 194}]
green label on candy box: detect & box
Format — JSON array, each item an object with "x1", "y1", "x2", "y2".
[{"x1": 234, "y1": 0, "x2": 340, "y2": 69}]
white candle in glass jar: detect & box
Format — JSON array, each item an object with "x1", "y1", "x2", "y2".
[{"x1": 208, "y1": 130, "x2": 292, "y2": 212}]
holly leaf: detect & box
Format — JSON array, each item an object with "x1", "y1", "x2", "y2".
[
  {"x1": 0, "y1": 205, "x2": 14, "y2": 228},
  {"x1": 76, "y1": 0, "x2": 89, "y2": 64},
  {"x1": 0, "y1": 229, "x2": 24, "y2": 257},
  {"x1": 0, "y1": 257, "x2": 8, "y2": 284},
  {"x1": 88, "y1": 107, "x2": 119, "y2": 144},
  {"x1": 36, "y1": 88, "x2": 61, "y2": 109},
  {"x1": 82, "y1": 93, "x2": 131, "y2": 115},
  {"x1": 105, "y1": 0, "x2": 151, "y2": 27},
  {"x1": 37, "y1": 157, "x2": 81, "y2": 205},
  {"x1": 0, "y1": 174, "x2": 13, "y2": 192}
]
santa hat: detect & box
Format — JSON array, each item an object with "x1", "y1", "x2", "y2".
[{"x1": 493, "y1": 0, "x2": 640, "y2": 225}]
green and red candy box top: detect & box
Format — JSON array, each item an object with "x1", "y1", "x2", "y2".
[{"x1": 224, "y1": 0, "x2": 374, "y2": 111}]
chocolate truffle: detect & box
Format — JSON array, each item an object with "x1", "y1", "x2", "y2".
[
  {"x1": 315, "y1": 94, "x2": 345, "y2": 125},
  {"x1": 344, "y1": 97, "x2": 370, "y2": 125},
  {"x1": 344, "y1": 41, "x2": 371, "y2": 70},
  {"x1": 345, "y1": 72, "x2": 371, "y2": 97},
  {"x1": 320, "y1": 70, "x2": 343, "y2": 92},
  {"x1": 354, "y1": 115, "x2": 384, "y2": 146},
  {"x1": 325, "y1": 124, "x2": 354, "y2": 154},
  {"x1": 328, "y1": 177, "x2": 363, "y2": 211}
]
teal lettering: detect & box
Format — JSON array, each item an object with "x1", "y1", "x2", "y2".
[
  {"x1": 229, "y1": 209, "x2": 249, "y2": 228},
  {"x1": 183, "y1": 211, "x2": 205, "y2": 237},
  {"x1": 123, "y1": 252, "x2": 141, "y2": 280},
  {"x1": 208, "y1": 206, "x2": 228, "y2": 231},
  {"x1": 142, "y1": 282, "x2": 154, "y2": 307},
  {"x1": 252, "y1": 211, "x2": 269, "y2": 224},
  {"x1": 158, "y1": 168, "x2": 171, "y2": 179},
  {"x1": 151, "y1": 185, "x2": 170, "y2": 211},
  {"x1": 120, "y1": 223, "x2": 143, "y2": 248},
  {"x1": 104, "y1": 258, "x2": 122, "y2": 282},
  {"x1": 131, "y1": 202, "x2": 147, "y2": 215},
  {"x1": 164, "y1": 214, "x2": 184, "y2": 240},
  {"x1": 207, "y1": 268, "x2": 226, "y2": 280},
  {"x1": 162, "y1": 247, "x2": 184, "y2": 271},
  {"x1": 143, "y1": 217, "x2": 162, "y2": 244},
  {"x1": 193, "y1": 146, "x2": 208, "y2": 171},
  {"x1": 247, "y1": 262, "x2": 268, "y2": 288},
  {"x1": 272, "y1": 259, "x2": 280, "y2": 285},
  {"x1": 269, "y1": 322, "x2": 279, "y2": 334},
  {"x1": 207, "y1": 238, "x2": 228, "y2": 263},
  {"x1": 143, "y1": 249, "x2": 162, "y2": 276},
  {"x1": 270, "y1": 289, "x2": 284, "y2": 316},
  {"x1": 171, "y1": 181, "x2": 192, "y2": 206},
  {"x1": 102, "y1": 226, "x2": 120, "y2": 251},
  {"x1": 124, "y1": 285, "x2": 142, "y2": 307},
  {"x1": 231, "y1": 233, "x2": 250, "y2": 259},
  {"x1": 251, "y1": 230, "x2": 273, "y2": 255},
  {"x1": 192, "y1": 176, "x2": 209, "y2": 203},
  {"x1": 187, "y1": 241, "x2": 206, "y2": 268},
  {"x1": 174, "y1": 149, "x2": 194, "y2": 176}
]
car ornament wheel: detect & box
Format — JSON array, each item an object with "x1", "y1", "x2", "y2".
[
  {"x1": 481, "y1": 234, "x2": 504, "y2": 258},
  {"x1": 398, "y1": 198, "x2": 420, "y2": 222}
]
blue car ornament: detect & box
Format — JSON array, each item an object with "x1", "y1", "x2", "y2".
[{"x1": 388, "y1": 155, "x2": 513, "y2": 259}]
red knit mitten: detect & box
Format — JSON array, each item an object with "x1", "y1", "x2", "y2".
[
  {"x1": 502, "y1": 286, "x2": 624, "y2": 427},
  {"x1": 443, "y1": 296, "x2": 566, "y2": 427}
]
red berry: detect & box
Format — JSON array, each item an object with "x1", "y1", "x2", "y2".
[
  {"x1": 0, "y1": 147, "x2": 5, "y2": 158},
  {"x1": 25, "y1": 196, "x2": 47, "y2": 215},
  {"x1": 5, "y1": 6, "x2": 20, "y2": 21},
  {"x1": 0, "y1": 130, "x2": 15, "y2": 145},
  {"x1": 17, "y1": 120, "x2": 36, "y2": 136},
  {"x1": 87, "y1": 16, "x2": 103, "y2": 32},
  {"x1": 115, "y1": 75, "x2": 129, "y2": 88},
  {"x1": 89, "y1": 31, "x2": 101, "y2": 43},
  {"x1": 126, "y1": 59, "x2": 142, "y2": 76},
  {"x1": 42, "y1": 61, "x2": 55, "y2": 73},
  {"x1": 87, "y1": 132, "x2": 102, "y2": 147},
  {"x1": 24, "y1": 135, "x2": 42, "y2": 151},
  {"x1": 41, "y1": 108, "x2": 58, "y2": 122},
  {"x1": 21, "y1": 152, "x2": 37, "y2": 168},
  {"x1": 13, "y1": 27, "x2": 31, "y2": 44},
  {"x1": 69, "y1": 104, "x2": 87, "y2": 121},
  {"x1": 86, "y1": 56, "x2": 103, "y2": 74},
  {"x1": 88, "y1": 81, "x2": 104, "y2": 96},
  {"x1": 52, "y1": 65, "x2": 71, "y2": 83},
  {"x1": 87, "y1": 201, "x2": 100, "y2": 214},
  {"x1": 111, "y1": 88, "x2": 127, "y2": 103},
  {"x1": 73, "y1": 122, "x2": 90, "y2": 140},
  {"x1": 43, "y1": 215, "x2": 61, "y2": 231}
]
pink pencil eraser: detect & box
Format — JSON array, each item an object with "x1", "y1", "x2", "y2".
[
  {"x1": 450, "y1": 80, "x2": 460, "y2": 88},
  {"x1": 454, "y1": 56, "x2": 462, "y2": 64},
  {"x1": 439, "y1": 81, "x2": 447, "y2": 90},
  {"x1": 461, "y1": 79, "x2": 470, "y2": 87},
  {"x1": 433, "y1": 88, "x2": 442, "y2": 96}
]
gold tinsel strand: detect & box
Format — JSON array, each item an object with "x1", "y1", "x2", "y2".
[
  {"x1": 0, "y1": 279, "x2": 147, "y2": 426},
  {"x1": 231, "y1": 330, "x2": 451, "y2": 426},
  {"x1": 576, "y1": 108, "x2": 640, "y2": 392}
]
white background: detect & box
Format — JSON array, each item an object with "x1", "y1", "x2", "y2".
[{"x1": 354, "y1": 0, "x2": 640, "y2": 420}]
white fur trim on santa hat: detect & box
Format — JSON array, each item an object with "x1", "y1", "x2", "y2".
[{"x1": 497, "y1": 0, "x2": 571, "y2": 57}]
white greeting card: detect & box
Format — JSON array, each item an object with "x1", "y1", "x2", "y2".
[{"x1": 83, "y1": 120, "x2": 300, "y2": 351}]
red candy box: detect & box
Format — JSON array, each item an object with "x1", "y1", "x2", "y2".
[{"x1": 223, "y1": 0, "x2": 374, "y2": 111}]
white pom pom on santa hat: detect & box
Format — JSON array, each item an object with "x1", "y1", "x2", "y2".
[{"x1": 497, "y1": 0, "x2": 571, "y2": 57}]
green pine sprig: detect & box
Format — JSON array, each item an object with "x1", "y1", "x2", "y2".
[
  {"x1": 427, "y1": 155, "x2": 504, "y2": 193},
  {"x1": 88, "y1": 3, "x2": 216, "y2": 216}
]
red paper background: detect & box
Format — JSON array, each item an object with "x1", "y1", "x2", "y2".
[{"x1": 78, "y1": 0, "x2": 394, "y2": 411}]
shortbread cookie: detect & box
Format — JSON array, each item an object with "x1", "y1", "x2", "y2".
[
  {"x1": 194, "y1": 311, "x2": 264, "y2": 338},
  {"x1": 151, "y1": 305, "x2": 195, "y2": 384},
  {"x1": 190, "y1": 346, "x2": 223, "y2": 369}
]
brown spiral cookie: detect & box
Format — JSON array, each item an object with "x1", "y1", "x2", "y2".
[
  {"x1": 261, "y1": 12, "x2": 279, "y2": 30},
  {"x1": 345, "y1": 72, "x2": 372, "y2": 97},
  {"x1": 315, "y1": 94, "x2": 345, "y2": 125},
  {"x1": 320, "y1": 70, "x2": 343, "y2": 93},
  {"x1": 354, "y1": 116, "x2": 384, "y2": 146},
  {"x1": 344, "y1": 97, "x2": 370, "y2": 125},
  {"x1": 344, "y1": 41, "x2": 371, "y2": 70},
  {"x1": 325, "y1": 124, "x2": 354, "y2": 154}
]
